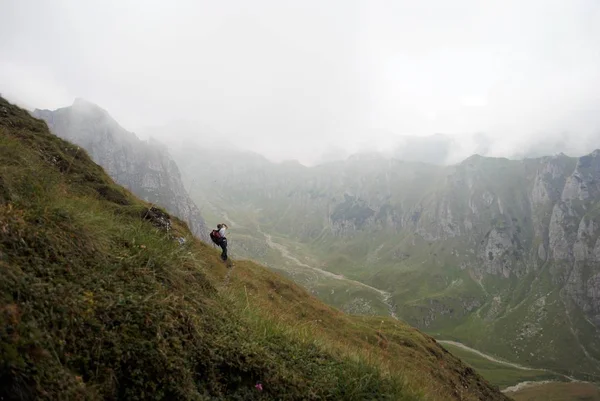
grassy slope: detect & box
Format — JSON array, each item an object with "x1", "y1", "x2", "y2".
[{"x1": 0, "y1": 98, "x2": 508, "y2": 400}]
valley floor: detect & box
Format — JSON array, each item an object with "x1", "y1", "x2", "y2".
[
  {"x1": 438, "y1": 342, "x2": 600, "y2": 401},
  {"x1": 437, "y1": 341, "x2": 567, "y2": 376},
  {"x1": 507, "y1": 382, "x2": 600, "y2": 401}
]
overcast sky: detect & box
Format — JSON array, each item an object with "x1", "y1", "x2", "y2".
[{"x1": 2, "y1": 0, "x2": 600, "y2": 164}]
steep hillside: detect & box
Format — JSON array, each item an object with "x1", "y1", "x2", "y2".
[
  {"x1": 0, "y1": 98, "x2": 509, "y2": 400},
  {"x1": 172, "y1": 142, "x2": 600, "y2": 381},
  {"x1": 32, "y1": 100, "x2": 207, "y2": 241}
]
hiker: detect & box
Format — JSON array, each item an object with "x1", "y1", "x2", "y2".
[{"x1": 210, "y1": 223, "x2": 228, "y2": 261}]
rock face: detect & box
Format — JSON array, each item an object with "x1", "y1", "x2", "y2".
[
  {"x1": 553, "y1": 152, "x2": 600, "y2": 327},
  {"x1": 33, "y1": 99, "x2": 207, "y2": 240},
  {"x1": 172, "y1": 143, "x2": 600, "y2": 379}
]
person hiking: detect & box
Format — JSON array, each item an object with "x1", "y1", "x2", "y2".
[{"x1": 210, "y1": 223, "x2": 229, "y2": 261}]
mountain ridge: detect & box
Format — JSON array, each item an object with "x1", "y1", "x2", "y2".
[{"x1": 32, "y1": 100, "x2": 208, "y2": 241}]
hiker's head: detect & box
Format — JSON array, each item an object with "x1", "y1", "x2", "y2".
[{"x1": 217, "y1": 224, "x2": 222, "y2": 229}]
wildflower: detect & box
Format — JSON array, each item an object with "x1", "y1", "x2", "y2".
[{"x1": 255, "y1": 382, "x2": 263, "y2": 391}]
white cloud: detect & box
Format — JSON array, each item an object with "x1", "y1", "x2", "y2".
[
  {"x1": 0, "y1": 62, "x2": 73, "y2": 111},
  {"x1": 460, "y1": 96, "x2": 488, "y2": 109}
]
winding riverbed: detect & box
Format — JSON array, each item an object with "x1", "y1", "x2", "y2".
[{"x1": 259, "y1": 228, "x2": 398, "y2": 318}]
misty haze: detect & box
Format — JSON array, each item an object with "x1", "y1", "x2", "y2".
[
  {"x1": 3, "y1": 0, "x2": 600, "y2": 165},
  {"x1": 2, "y1": 1, "x2": 600, "y2": 401}
]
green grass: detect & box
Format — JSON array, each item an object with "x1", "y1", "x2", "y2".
[{"x1": 0, "y1": 97, "x2": 509, "y2": 400}]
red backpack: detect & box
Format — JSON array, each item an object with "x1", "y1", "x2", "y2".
[{"x1": 210, "y1": 229, "x2": 222, "y2": 245}]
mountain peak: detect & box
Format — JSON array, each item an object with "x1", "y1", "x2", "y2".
[
  {"x1": 460, "y1": 153, "x2": 485, "y2": 164},
  {"x1": 72, "y1": 97, "x2": 107, "y2": 115}
]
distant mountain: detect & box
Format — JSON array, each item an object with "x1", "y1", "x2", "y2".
[
  {"x1": 173, "y1": 141, "x2": 600, "y2": 381},
  {"x1": 32, "y1": 99, "x2": 207, "y2": 240},
  {"x1": 333, "y1": 132, "x2": 599, "y2": 167}
]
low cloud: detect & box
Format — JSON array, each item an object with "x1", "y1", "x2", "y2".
[{"x1": 2, "y1": 0, "x2": 599, "y2": 165}]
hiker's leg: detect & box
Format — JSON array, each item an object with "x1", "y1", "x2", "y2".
[{"x1": 220, "y1": 239, "x2": 228, "y2": 260}]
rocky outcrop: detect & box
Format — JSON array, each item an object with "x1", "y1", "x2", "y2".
[
  {"x1": 33, "y1": 99, "x2": 207, "y2": 240},
  {"x1": 542, "y1": 152, "x2": 600, "y2": 322},
  {"x1": 531, "y1": 154, "x2": 571, "y2": 206}
]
